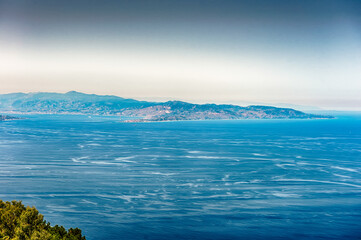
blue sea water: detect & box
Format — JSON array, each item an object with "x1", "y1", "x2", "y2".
[{"x1": 0, "y1": 115, "x2": 361, "y2": 239}]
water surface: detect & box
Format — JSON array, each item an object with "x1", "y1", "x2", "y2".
[{"x1": 1, "y1": 115, "x2": 360, "y2": 239}]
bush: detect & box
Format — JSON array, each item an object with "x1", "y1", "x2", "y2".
[{"x1": 0, "y1": 200, "x2": 86, "y2": 240}]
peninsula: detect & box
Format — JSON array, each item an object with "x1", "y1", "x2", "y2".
[{"x1": 0, "y1": 91, "x2": 333, "y2": 121}]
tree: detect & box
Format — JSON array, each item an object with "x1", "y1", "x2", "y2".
[{"x1": 0, "y1": 200, "x2": 86, "y2": 240}]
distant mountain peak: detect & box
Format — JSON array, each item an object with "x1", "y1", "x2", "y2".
[
  {"x1": 66, "y1": 91, "x2": 82, "y2": 94},
  {"x1": 164, "y1": 100, "x2": 193, "y2": 106}
]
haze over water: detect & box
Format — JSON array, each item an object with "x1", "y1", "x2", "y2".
[
  {"x1": 1, "y1": 0, "x2": 360, "y2": 110},
  {"x1": 1, "y1": 115, "x2": 360, "y2": 239}
]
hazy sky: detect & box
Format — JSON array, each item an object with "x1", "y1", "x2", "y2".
[{"x1": 0, "y1": 0, "x2": 360, "y2": 110}]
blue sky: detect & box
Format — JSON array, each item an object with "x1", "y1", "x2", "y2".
[{"x1": 0, "y1": 0, "x2": 360, "y2": 110}]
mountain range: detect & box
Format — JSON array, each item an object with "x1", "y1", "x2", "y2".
[{"x1": 0, "y1": 91, "x2": 333, "y2": 121}]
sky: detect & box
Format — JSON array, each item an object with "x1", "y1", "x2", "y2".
[{"x1": 0, "y1": 0, "x2": 360, "y2": 110}]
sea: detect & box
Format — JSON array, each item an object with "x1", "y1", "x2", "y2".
[{"x1": 0, "y1": 114, "x2": 360, "y2": 239}]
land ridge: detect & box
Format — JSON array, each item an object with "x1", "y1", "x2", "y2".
[{"x1": 0, "y1": 91, "x2": 333, "y2": 121}]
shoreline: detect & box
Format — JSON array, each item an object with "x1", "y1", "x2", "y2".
[{"x1": 1, "y1": 112, "x2": 335, "y2": 123}]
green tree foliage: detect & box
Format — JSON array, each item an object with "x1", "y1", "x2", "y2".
[{"x1": 0, "y1": 200, "x2": 86, "y2": 240}]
